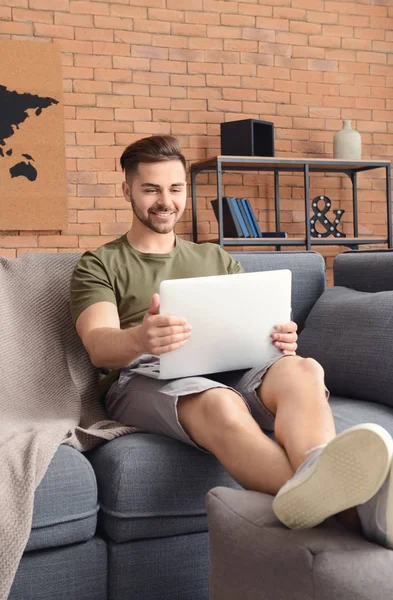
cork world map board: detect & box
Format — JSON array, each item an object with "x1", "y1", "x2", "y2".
[{"x1": 0, "y1": 40, "x2": 67, "y2": 230}]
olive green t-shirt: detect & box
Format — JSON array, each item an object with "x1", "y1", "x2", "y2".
[
  {"x1": 70, "y1": 234, "x2": 243, "y2": 327},
  {"x1": 69, "y1": 234, "x2": 244, "y2": 393}
]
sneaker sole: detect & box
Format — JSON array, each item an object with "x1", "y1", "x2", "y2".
[{"x1": 273, "y1": 424, "x2": 393, "y2": 530}]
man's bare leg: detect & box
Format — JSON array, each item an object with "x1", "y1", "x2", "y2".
[
  {"x1": 177, "y1": 355, "x2": 333, "y2": 495},
  {"x1": 177, "y1": 387, "x2": 294, "y2": 495},
  {"x1": 260, "y1": 357, "x2": 393, "y2": 529},
  {"x1": 178, "y1": 356, "x2": 393, "y2": 533},
  {"x1": 258, "y1": 356, "x2": 335, "y2": 470}
]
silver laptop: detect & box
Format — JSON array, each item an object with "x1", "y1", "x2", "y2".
[{"x1": 131, "y1": 269, "x2": 291, "y2": 380}]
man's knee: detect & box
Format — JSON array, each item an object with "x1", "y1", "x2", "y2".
[
  {"x1": 267, "y1": 355, "x2": 324, "y2": 387},
  {"x1": 177, "y1": 387, "x2": 248, "y2": 442},
  {"x1": 298, "y1": 356, "x2": 325, "y2": 381},
  {"x1": 260, "y1": 356, "x2": 326, "y2": 412}
]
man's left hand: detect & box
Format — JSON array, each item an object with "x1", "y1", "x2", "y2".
[{"x1": 271, "y1": 321, "x2": 298, "y2": 355}]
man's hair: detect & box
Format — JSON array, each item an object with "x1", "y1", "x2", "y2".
[{"x1": 120, "y1": 135, "x2": 186, "y2": 181}]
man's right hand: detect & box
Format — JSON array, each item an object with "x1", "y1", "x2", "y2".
[{"x1": 135, "y1": 293, "x2": 192, "y2": 356}]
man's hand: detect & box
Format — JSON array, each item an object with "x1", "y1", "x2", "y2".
[
  {"x1": 271, "y1": 320, "x2": 298, "y2": 355},
  {"x1": 135, "y1": 293, "x2": 192, "y2": 356}
]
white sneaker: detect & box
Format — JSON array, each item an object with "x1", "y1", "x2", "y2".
[
  {"x1": 273, "y1": 424, "x2": 393, "y2": 530},
  {"x1": 357, "y1": 462, "x2": 393, "y2": 549}
]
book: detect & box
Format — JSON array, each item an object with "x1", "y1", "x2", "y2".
[
  {"x1": 227, "y1": 196, "x2": 250, "y2": 237},
  {"x1": 244, "y1": 198, "x2": 263, "y2": 238},
  {"x1": 240, "y1": 198, "x2": 258, "y2": 237},
  {"x1": 260, "y1": 232, "x2": 288, "y2": 238},
  {"x1": 239, "y1": 198, "x2": 287, "y2": 238},
  {"x1": 236, "y1": 197, "x2": 254, "y2": 237},
  {"x1": 211, "y1": 197, "x2": 287, "y2": 239},
  {"x1": 211, "y1": 197, "x2": 243, "y2": 237}
]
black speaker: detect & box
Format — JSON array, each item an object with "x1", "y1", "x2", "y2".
[{"x1": 220, "y1": 118, "x2": 274, "y2": 157}]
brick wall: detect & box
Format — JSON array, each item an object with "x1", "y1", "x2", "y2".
[{"x1": 0, "y1": 0, "x2": 392, "y2": 283}]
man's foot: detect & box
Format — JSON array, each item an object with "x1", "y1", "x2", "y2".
[
  {"x1": 357, "y1": 462, "x2": 393, "y2": 549},
  {"x1": 273, "y1": 424, "x2": 393, "y2": 530}
]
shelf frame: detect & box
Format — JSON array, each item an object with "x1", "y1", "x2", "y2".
[{"x1": 190, "y1": 156, "x2": 392, "y2": 251}]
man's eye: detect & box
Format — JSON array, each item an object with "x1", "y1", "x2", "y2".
[
  {"x1": 145, "y1": 189, "x2": 157, "y2": 193},
  {"x1": 171, "y1": 188, "x2": 182, "y2": 193}
]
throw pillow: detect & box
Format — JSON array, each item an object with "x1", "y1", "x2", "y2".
[{"x1": 297, "y1": 286, "x2": 393, "y2": 408}]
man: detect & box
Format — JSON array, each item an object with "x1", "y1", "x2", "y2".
[{"x1": 70, "y1": 134, "x2": 393, "y2": 545}]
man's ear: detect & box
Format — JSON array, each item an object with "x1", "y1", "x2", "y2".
[{"x1": 122, "y1": 180, "x2": 131, "y2": 203}]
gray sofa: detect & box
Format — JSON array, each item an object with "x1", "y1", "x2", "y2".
[
  {"x1": 8, "y1": 248, "x2": 389, "y2": 599},
  {"x1": 207, "y1": 248, "x2": 393, "y2": 600}
]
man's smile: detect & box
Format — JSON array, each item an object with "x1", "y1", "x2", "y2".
[{"x1": 150, "y1": 210, "x2": 176, "y2": 218}]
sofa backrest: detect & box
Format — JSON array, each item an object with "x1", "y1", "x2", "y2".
[
  {"x1": 334, "y1": 249, "x2": 393, "y2": 292},
  {"x1": 230, "y1": 251, "x2": 325, "y2": 332},
  {"x1": 1, "y1": 249, "x2": 325, "y2": 367}
]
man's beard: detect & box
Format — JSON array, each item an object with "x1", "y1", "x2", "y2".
[{"x1": 130, "y1": 195, "x2": 178, "y2": 234}]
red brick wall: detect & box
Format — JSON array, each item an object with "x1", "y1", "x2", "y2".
[{"x1": 0, "y1": 0, "x2": 392, "y2": 282}]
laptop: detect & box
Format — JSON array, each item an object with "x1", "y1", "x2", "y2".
[{"x1": 131, "y1": 269, "x2": 292, "y2": 380}]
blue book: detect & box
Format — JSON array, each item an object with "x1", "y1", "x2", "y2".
[
  {"x1": 244, "y1": 199, "x2": 263, "y2": 238},
  {"x1": 228, "y1": 196, "x2": 250, "y2": 237},
  {"x1": 240, "y1": 198, "x2": 258, "y2": 237},
  {"x1": 236, "y1": 198, "x2": 254, "y2": 237},
  {"x1": 237, "y1": 198, "x2": 261, "y2": 237}
]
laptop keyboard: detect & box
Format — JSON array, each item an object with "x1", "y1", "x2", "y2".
[{"x1": 129, "y1": 361, "x2": 161, "y2": 379}]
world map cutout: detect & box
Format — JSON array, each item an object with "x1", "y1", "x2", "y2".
[
  {"x1": 0, "y1": 39, "x2": 67, "y2": 230},
  {"x1": 0, "y1": 84, "x2": 58, "y2": 182}
]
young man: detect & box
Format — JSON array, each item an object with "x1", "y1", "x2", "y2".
[{"x1": 70, "y1": 134, "x2": 393, "y2": 545}]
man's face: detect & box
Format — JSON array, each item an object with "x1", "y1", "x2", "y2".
[{"x1": 123, "y1": 160, "x2": 187, "y2": 235}]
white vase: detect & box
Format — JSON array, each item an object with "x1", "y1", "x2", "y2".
[{"x1": 333, "y1": 120, "x2": 361, "y2": 160}]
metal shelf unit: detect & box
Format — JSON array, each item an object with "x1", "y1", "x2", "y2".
[{"x1": 190, "y1": 156, "x2": 392, "y2": 251}]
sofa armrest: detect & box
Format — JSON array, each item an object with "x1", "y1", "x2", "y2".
[
  {"x1": 206, "y1": 487, "x2": 393, "y2": 600},
  {"x1": 334, "y1": 249, "x2": 393, "y2": 292}
]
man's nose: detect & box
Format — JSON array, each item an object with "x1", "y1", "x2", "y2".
[{"x1": 158, "y1": 190, "x2": 172, "y2": 206}]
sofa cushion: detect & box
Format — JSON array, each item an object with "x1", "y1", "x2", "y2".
[
  {"x1": 26, "y1": 445, "x2": 98, "y2": 551},
  {"x1": 330, "y1": 395, "x2": 393, "y2": 437},
  {"x1": 297, "y1": 286, "x2": 393, "y2": 408},
  {"x1": 108, "y1": 533, "x2": 209, "y2": 600},
  {"x1": 334, "y1": 249, "x2": 393, "y2": 292},
  {"x1": 88, "y1": 432, "x2": 241, "y2": 543},
  {"x1": 10, "y1": 538, "x2": 107, "y2": 600}
]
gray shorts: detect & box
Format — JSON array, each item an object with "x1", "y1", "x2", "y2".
[{"x1": 105, "y1": 354, "x2": 286, "y2": 451}]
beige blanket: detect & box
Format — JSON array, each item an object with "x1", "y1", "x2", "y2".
[{"x1": 0, "y1": 253, "x2": 134, "y2": 599}]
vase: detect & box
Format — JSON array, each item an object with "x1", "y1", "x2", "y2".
[{"x1": 333, "y1": 120, "x2": 362, "y2": 160}]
